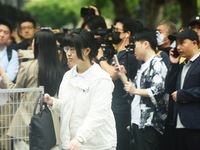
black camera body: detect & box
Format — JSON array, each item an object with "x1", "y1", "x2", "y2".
[
  {"x1": 81, "y1": 7, "x2": 95, "y2": 18},
  {"x1": 93, "y1": 29, "x2": 116, "y2": 60}
]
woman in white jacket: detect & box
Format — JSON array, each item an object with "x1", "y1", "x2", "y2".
[{"x1": 44, "y1": 29, "x2": 117, "y2": 150}]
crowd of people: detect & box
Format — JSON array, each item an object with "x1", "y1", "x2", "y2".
[{"x1": 0, "y1": 5, "x2": 200, "y2": 150}]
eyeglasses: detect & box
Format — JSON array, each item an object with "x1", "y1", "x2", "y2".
[
  {"x1": 63, "y1": 46, "x2": 76, "y2": 53},
  {"x1": 113, "y1": 26, "x2": 124, "y2": 33},
  {"x1": 20, "y1": 26, "x2": 34, "y2": 30}
]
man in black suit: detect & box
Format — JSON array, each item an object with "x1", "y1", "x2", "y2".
[{"x1": 166, "y1": 27, "x2": 200, "y2": 150}]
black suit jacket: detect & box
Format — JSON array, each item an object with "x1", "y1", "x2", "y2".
[{"x1": 165, "y1": 55, "x2": 200, "y2": 129}]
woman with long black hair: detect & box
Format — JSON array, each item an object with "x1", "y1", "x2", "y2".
[{"x1": 0, "y1": 28, "x2": 64, "y2": 149}]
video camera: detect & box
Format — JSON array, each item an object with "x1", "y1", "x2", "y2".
[{"x1": 92, "y1": 28, "x2": 116, "y2": 60}]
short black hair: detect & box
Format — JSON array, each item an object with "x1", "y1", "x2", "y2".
[
  {"x1": 18, "y1": 18, "x2": 36, "y2": 28},
  {"x1": 0, "y1": 18, "x2": 13, "y2": 33},
  {"x1": 81, "y1": 15, "x2": 107, "y2": 30},
  {"x1": 134, "y1": 28, "x2": 157, "y2": 51},
  {"x1": 114, "y1": 17, "x2": 144, "y2": 36},
  {"x1": 63, "y1": 29, "x2": 99, "y2": 61}
]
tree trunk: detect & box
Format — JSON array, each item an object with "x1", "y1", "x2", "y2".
[
  {"x1": 178, "y1": 0, "x2": 198, "y2": 26},
  {"x1": 137, "y1": 0, "x2": 167, "y2": 27},
  {"x1": 111, "y1": 0, "x2": 131, "y2": 18}
]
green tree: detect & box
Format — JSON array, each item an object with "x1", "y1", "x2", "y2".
[
  {"x1": 24, "y1": 0, "x2": 199, "y2": 29},
  {"x1": 24, "y1": 0, "x2": 115, "y2": 29},
  {"x1": 111, "y1": 0, "x2": 199, "y2": 28},
  {"x1": 25, "y1": 0, "x2": 83, "y2": 28}
]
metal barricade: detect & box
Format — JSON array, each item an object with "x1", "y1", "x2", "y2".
[{"x1": 0, "y1": 87, "x2": 44, "y2": 150}]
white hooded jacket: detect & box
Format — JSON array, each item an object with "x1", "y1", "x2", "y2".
[{"x1": 52, "y1": 63, "x2": 117, "y2": 150}]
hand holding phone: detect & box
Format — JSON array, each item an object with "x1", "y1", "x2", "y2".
[
  {"x1": 113, "y1": 54, "x2": 121, "y2": 70},
  {"x1": 172, "y1": 47, "x2": 180, "y2": 58},
  {"x1": 18, "y1": 50, "x2": 34, "y2": 59},
  {"x1": 113, "y1": 54, "x2": 126, "y2": 73}
]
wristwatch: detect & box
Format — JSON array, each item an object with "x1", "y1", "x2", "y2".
[{"x1": 98, "y1": 56, "x2": 107, "y2": 63}]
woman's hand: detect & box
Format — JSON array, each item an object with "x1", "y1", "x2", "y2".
[
  {"x1": 67, "y1": 138, "x2": 81, "y2": 150},
  {"x1": 43, "y1": 93, "x2": 53, "y2": 106}
]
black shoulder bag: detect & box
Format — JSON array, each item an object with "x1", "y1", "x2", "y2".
[{"x1": 29, "y1": 93, "x2": 56, "y2": 150}]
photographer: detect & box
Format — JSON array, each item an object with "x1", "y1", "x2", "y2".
[
  {"x1": 81, "y1": 15, "x2": 116, "y2": 62},
  {"x1": 80, "y1": 6, "x2": 101, "y2": 26},
  {"x1": 96, "y1": 17, "x2": 142, "y2": 150}
]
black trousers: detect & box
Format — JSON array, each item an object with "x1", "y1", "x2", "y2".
[
  {"x1": 159, "y1": 124, "x2": 176, "y2": 150},
  {"x1": 175, "y1": 128, "x2": 200, "y2": 150},
  {"x1": 131, "y1": 124, "x2": 161, "y2": 150},
  {"x1": 114, "y1": 112, "x2": 131, "y2": 150}
]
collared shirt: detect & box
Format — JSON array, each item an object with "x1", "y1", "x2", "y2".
[
  {"x1": 0, "y1": 47, "x2": 19, "y2": 81},
  {"x1": 176, "y1": 52, "x2": 200, "y2": 128}
]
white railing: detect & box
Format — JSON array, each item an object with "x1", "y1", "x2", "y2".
[{"x1": 0, "y1": 87, "x2": 44, "y2": 150}]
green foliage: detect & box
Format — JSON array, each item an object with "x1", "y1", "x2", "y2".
[
  {"x1": 24, "y1": 0, "x2": 200, "y2": 29},
  {"x1": 24, "y1": 0, "x2": 115, "y2": 29},
  {"x1": 126, "y1": 0, "x2": 140, "y2": 17},
  {"x1": 163, "y1": 3, "x2": 182, "y2": 28},
  {"x1": 25, "y1": 0, "x2": 84, "y2": 28}
]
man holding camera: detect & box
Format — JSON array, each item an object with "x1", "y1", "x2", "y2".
[
  {"x1": 97, "y1": 17, "x2": 142, "y2": 150},
  {"x1": 80, "y1": 6, "x2": 101, "y2": 27}
]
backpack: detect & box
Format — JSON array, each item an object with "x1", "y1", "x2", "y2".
[{"x1": 6, "y1": 47, "x2": 12, "y2": 62}]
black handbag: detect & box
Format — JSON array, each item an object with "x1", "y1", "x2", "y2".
[{"x1": 29, "y1": 93, "x2": 56, "y2": 150}]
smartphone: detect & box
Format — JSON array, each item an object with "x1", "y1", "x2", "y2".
[
  {"x1": 113, "y1": 54, "x2": 122, "y2": 71},
  {"x1": 173, "y1": 47, "x2": 180, "y2": 58},
  {"x1": 18, "y1": 50, "x2": 34, "y2": 59},
  {"x1": 113, "y1": 54, "x2": 119, "y2": 65}
]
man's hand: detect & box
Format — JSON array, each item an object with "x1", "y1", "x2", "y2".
[
  {"x1": 171, "y1": 91, "x2": 177, "y2": 102},
  {"x1": 96, "y1": 47, "x2": 104, "y2": 60},
  {"x1": 124, "y1": 80, "x2": 136, "y2": 94},
  {"x1": 169, "y1": 48, "x2": 181, "y2": 64}
]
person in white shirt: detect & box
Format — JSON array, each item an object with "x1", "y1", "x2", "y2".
[
  {"x1": 44, "y1": 29, "x2": 117, "y2": 150},
  {"x1": 0, "y1": 18, "x2": 19, "y2": 82},
  {"x1": 117, "y1": 28, "x2": 168, "y2": 150},
  {"x1": 0, "y1": 18, "x2": 19, "y2": 150}
]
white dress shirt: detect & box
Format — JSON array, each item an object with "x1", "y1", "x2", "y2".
[{"x1": 0, "y1": 47, "x2": 19, "y2": 81}]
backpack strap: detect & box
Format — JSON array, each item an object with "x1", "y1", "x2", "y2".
[{"x1": 6, "y1": 47, "x2": 12, "y2": 62}]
